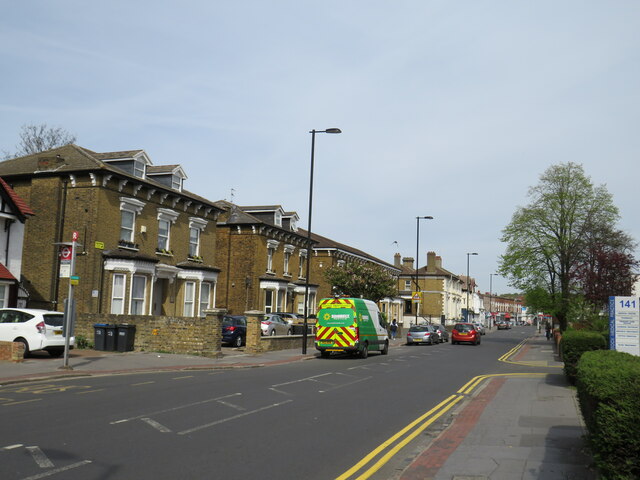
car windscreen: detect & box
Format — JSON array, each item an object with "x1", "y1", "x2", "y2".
[
  {"x1": 317, "y1": 308, "x2": 355, "y2": 327},
  {"x1": 454, "y1": 324, "x2": 473, "y2": 332},
  {"x1": 43, "y1": 314, "x2": 64, "y2": 327},
  {"x1": 409, "y1": 326, "x2": 429, "y2": 332}
]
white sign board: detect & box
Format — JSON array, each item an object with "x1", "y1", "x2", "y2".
[{"x1": 609, "y1": 296, "x2": 640, "y2": 356}]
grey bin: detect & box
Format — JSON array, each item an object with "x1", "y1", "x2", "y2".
[
  {"x1": 116, "y1": 324, "x2": 136, "y2": 352},
  {"x1": 105, "y1": 324, "x2": 118, "y2": 351},
  {"x1": 93, "y1": 323, "x2": 108, "y2": 351}
]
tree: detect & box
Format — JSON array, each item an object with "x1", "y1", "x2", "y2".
[
  {"x1": 499, "y1": 162, "x2": 634, "y2": 331},
  {"x1": 12, "y1": 124, "x2": 76, "y2": 157},
  {"x1": 323, "y1": 262, "x2": 397, "y2": 303}
]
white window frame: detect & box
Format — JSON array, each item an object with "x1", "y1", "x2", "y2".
[
  {"x1": 111, "y1": 273, "x2": 127, "y2": 314},
  {"x1": 0, "y1": 284, "x2": 8, "y2": 308},
  {"x1": 119, "y1": 197, "x2": 146, "y2": 244},
  {"x1": 405, "y1": 280, "x2": 411, "y2": 290},
  {"x1": 184, "y1": 281, "x2": 196, "y2": 317},
  {"x1": 298, "y1": 249, "x2": 307, "y2": 278},
  {"x1": 266, "y1": 239, "x2": 279, "y2": 273},
  {"x1": 130, "y1": 275, "x2": 147, "y2": 315},
  {"x1": 188, "y1": 217, "x2": 208, "y2": 258},
  {"x1": 199, "y1": 282, "x2": 211, "y2": 315},
  {"x1": 264, "y1": 289, "x2": 274, "y2": 313},
  {"x1": 157, "y1": 208, "x2": 179, "y2": 251},
  {"x1": 133, "y1": 158, "x2": 145, "y2": 178}
]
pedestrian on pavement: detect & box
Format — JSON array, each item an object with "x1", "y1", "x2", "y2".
[
  {"x1": 390, "y1": 319, "x2": 398, "y2": 339},
  {"x1": 545, "y1": 323, "x2": 552, "y2": 341}
]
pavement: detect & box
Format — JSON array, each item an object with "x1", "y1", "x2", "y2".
[{"x1": 0, "y1": 331, "x2": 596, "y2": 480}]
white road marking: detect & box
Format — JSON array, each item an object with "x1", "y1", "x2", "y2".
[
  {"x1": 131, "y1": 381, "x2": 155, "y2": 386},
  {"x1": 269, "y1": 373, "x2": 334, "y2": 394},
  {"x1": 178, "y1": 400, "x2": 293, "y2": 435},
  {"x1": 110, "y1": 393, "x2": 242, "y2": 424},
  {"x1": 216, "y1": 399, "x2": 246, "y2": 411},
  {"x1": 171, "y1": 375, "x2": 194, "y2": 380},
  {"x1": 26, "y1": 446, "x2": 54, "y2": 468},
  {"x1": 141, "y1": 418, "x2": 172, "y2": 433},
  {"x1": 21, "y1": 460, "x2": 92, "y2": 480},
  {"x1": 76, "y1": 389, "x2": 105, "y2": 395},
  {"x1": 318, "y1": 376, "x2": 372, "y2": 393},
  {"x1": 2, "y1": 444, "x2": 23, "y2": 450}
]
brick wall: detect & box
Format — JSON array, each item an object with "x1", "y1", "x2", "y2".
[{"x1": 0, "y1": 341, "x2": 25, "y2": 362}]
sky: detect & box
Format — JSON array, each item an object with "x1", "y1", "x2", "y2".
[{"x1": 1, "y1": 1, "x2": 639, "y2": 296}]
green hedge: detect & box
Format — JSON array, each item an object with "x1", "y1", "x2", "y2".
[
  {"x1": 576, "y1": 350, "x2": 640, "y2": 479},
  {"x1": 560, "y1": 330, "x2": 606, "y2": 384}
]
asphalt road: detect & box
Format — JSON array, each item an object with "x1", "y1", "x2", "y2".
[{"x1": 0, "y1": 326, "x2": 533, "y2": 480}]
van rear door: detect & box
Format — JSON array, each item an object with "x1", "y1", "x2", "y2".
[{"x1": 315, "y1": 308, "x2": 358, "y2": 350}]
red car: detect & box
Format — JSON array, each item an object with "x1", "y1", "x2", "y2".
[{"x1": 452, "y1": 322, "x2": 481, "y2": 345}]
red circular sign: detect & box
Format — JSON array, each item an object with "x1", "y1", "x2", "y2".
[
  {"x1": 72, "y1": 231, "x2": 79, "y2": 241},
  {"x1": 60, "y1": 246, "x2": 72, "y2": 261}
]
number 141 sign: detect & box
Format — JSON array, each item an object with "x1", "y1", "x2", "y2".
[{"x1": 609, "y1": 296, "x2": 640, "y2": 356}]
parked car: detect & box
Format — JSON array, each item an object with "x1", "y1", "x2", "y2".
[
  {"x1": 452, "y1": 322, "x2": 481, "y2": 345},
  {"x1": 497, "y1": 320, "x2": 511, "y2": 330},
  {"x1": 432, "y1": 324, "x2": 449, "y2": 343},
  {"x1": 0, "y1": 308, "x2": 73, "y2": 357},
  {"x1": 474, "y1": 323, "x2": 486, "y2": 335},
  {"x1": 261, "y1": 314, "x2": 292, "y2": 336},
  {"x1": 406, "y1": 324, "x2": 438, "y2": 345},
  {"x1": 272, "y1": 312, "x2": 300, "y2": 325},
  {"x1": 221, "y1": 315, "x2": 247, "y2": 347}
]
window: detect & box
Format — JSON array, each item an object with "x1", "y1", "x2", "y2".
[
  {"x1": 131, "y1": 275, "x2": 146, "y2": 315},
  {"x1": 0, "y1": 285, "x2": 6, "y2": 308},
  {"x1": 111, "y1": 274, "x2": 126, "y2": 314},
  {"x1": 158, "y1": 219, "x2": 170, "y2": 250},
  {"x1": 188, "y1": 217, "x2": 208, "y2": 258},
  {"x1": 133, "y1": 159, "x2": 145, "y2": 178},
  {"x1": 274, "y1": 210, "x2": 282, "y2": 227},
  {"x1": 283, "y1": 251, "x2": 290, "y2": 274},
  {"x1": 265, "y1": 290, "x2": 273, "y2": 313},
  {"x1": 120, "y1": 210, "x2": 135, "y2": 242},
  {"x1": 184, "y1": 281, "x2": 195, "y2": 316},
  {"x1": 200, "y1": 282, "x2": 211, "y2": 314},
  {"x1": 299, "y1": 249, "x2": 307, "y2": 278},
  {"x1": 119, "y1": 197, "x2": 145, "y2": 246},
  {"x1": 405, "y1": 280, "x2": 411, "y2": 290},
  {"x1": 171, "y1": 175, "x2": 182, "y2": 191},
  {"x1": 266, "y1": 240, "x2": 279, "y2": 273},
  {"x1": 157, "y1": 208, "x2": 178, "y2": 252},
  {"x1": 189, "y1": 228, "x2": 200, "y2": 257}
]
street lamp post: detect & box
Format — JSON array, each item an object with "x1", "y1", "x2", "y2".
[
  {"x1": 302, "y1": 128, "x2": 341, "y2": 354},
  {"x1": 466, "y1": 252, "x2": 478, "y2": 322},
  {"x1": 489, "y1": 273, "x2": 498, "y2": 329},
  {"x1": 414, "y1": 216, "x2": 433, "y2": 325}
]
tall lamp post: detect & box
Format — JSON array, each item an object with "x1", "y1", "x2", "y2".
[
  {"x1": 466, "y1": 252, "x2": 478, "y2": 321},
  {"x1": 302, "y1": 128, "x2": 341, "y2": 354},
  {"x1": 489, "y1": 273, "x2": 498, "y2": 329},
  {"x1": 414, "y1": 216, "x2": 433, "y2": 324}
]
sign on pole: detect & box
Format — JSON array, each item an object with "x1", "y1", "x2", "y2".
[
  {"x1": 609, "y1": 296, "x2": 640, "y2": 356},
  {"x1": 412, "y1": 292, "x2": 422, "y2": 303}
]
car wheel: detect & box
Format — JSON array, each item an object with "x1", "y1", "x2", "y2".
[
  {"x1": 16, "y1": 338, "x2": 29, "y2": 358},
  {"x1": 381, "y1": 340, "x2": 389, "y2": 355},
  {"x1": 234, "y1": 335, "x2": 243, "y2": 348},
  {"x1": 270, "y1": 329, "x2": 276, "y2": 336},
  {"x1": 48, "y1": 348, "x2": 64, "y2": 358},
  {"x1": 360, "y1": 342, "x2": 369, "y2": 359}
]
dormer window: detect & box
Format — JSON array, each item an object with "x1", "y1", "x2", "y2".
[
  {"x1": 172, "y1": 175, "x2": 182, "y2": 191},
  {"x1": 100, "y1": 151, "x2": 151, "y2": 179},
  {"x1": 274, "y1": 210, "x2": 282, "y2": 227},
  {"x1": 146, "y1": 165, "x2": 187, "y2": 192}
]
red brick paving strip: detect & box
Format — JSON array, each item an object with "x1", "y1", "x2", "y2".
[
  {"x1": 400, "y1": 377, "x2": 506, "y2": 480},
  {"x1": 512, "y1": 342, "x2": 531, "y2": 361}
]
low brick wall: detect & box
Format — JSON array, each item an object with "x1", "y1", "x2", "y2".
[
  {"x1": 0, "y1": 341, "x2": 25, "y2": 363},
  {"x1": 260, "y1": 335, "x2": 315, "y2": 352},
  {"x1": 75, "y1": 310, "x2": 226, "y2": 357}
]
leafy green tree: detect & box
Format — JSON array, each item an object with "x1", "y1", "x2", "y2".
[
  {"x1": 323, "y1": 262, "x2": 397, "y2": 303},
  {"x1": 499, "y1": 162, "x2": 634, "y2": 331}
]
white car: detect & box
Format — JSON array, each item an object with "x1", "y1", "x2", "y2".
[{"x1": 0, "y1": 308, "x2": 74, "y2": 357}]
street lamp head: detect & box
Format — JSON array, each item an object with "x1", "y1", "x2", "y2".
[
  {"x1": 417, "y1": 216, "x2": 434, "y2": 220},
  {"x1": 324, "y1": 128, "x2": 341, "y2": 134},
  {"x1": 467, "y1": 252, "x2": 478, "y2": 256}
]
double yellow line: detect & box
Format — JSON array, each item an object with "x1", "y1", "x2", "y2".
[
  {"x1": 336, "y1": 372, "x2": 547, "y2": 480},
  {"x1": 498, "y1": 338, "x2": 562, "y2": 368}
]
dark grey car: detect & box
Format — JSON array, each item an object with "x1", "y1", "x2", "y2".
[
  {"x1": 432, "y1": 324, "x2": 449, "y2": 343},
  {"x1": 406, "y1": 324, "x2": 438, "y2": 345}
]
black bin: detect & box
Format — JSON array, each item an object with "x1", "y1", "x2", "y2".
[
  {"x1": 93, "y1": 323, "x2": 107, "y2": 351},
  {"x1": 105, "y1": 324, "x2": 118, "y2": 351},
  {"x1": 116, "y1": 324, "x2": 136, "y2": 352}
]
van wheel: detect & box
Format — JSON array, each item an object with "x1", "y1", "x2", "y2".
[
  {"x1": 360, "y1": 342, "x2": 369, "y2": 359},
  {"x1": 381, "y1": 340, "x2": 389, "y2": 355},
  {"x1": 321, "y1": 351, "x2": 330, "y2": 358}
]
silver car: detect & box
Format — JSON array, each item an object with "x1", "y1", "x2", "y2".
[
  {"x1": 260, "y1": 314, "x2": 292, "y2": 336},
  {"x1": 406, "y1": 324, "x2": 438, "y2": 345},
  {"x1": 432, "y1": 324, "x2": 449, "y2": 343},
  {"x1": 474, "y1": 323, "x2": 486, "y2": 335}
]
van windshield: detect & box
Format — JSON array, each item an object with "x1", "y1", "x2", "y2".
[{"x1": 317, "y1": 308, "x2": 355, "y2": 327}]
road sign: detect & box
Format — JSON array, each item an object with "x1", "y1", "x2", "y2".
[
  {"x1": 70, "y1": 275, "x2": 80, "y2": 286},
  {"x1": 59, "y1": 246, "x2": 72, "y2": 262},
  {"x1": 412, "y1": 292, "x2": 422, "y2": 303},
  {"x1": 72, "y1": 231, "x2": 79, "y2": 241}
]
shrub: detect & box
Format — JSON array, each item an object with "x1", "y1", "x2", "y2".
[
  {"x1": 576, "y1": 350, "x2": 640, "y2": 479},
  {"x1": 75, "y1": 335, "x2": 93, "y2": 349},
  {"x1": 560, "y1": 330, "x2": 606, "y2": 384}
]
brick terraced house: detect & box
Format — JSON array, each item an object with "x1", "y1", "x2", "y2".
[
  {"x1": 214, "y1": 201, "x2": 314, "y2": 316},
  {"x1": 0, "y1": 145, "x2": 223, "y2": 317}
]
